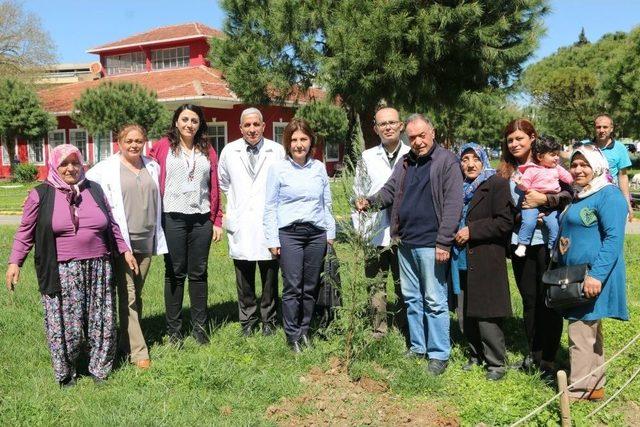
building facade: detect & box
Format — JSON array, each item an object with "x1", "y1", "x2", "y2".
[{"x1": 0, "y1": 23, "x2": 342, "y2": 179}]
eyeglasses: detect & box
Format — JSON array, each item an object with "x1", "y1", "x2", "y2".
[{"x1": 375, "y1": 120, "x2": 400, "y2": 128}]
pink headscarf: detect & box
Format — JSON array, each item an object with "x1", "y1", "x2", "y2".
[
  {"x1": 46, "y1": 144, "x2": 86, "y2": 231},
  {"x1": 46, "y1": 144, "x2": 86, "y2": 190}
]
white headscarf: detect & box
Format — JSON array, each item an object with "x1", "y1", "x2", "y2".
[{"x1": 570, "y1": 144, "x2": 613, "y2": 199}]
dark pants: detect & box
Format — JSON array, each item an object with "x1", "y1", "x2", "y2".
[
  {"x1": 163, "y1": 212, "x2": 213, "y2": 337},
  {"x1": 234, "y1": 259, "x2": 279, "y2": 329},
  {"x1": 459, "y1": 270, "x2": 507, "y2": 371},
  {"x1": 365, "y1": 246, "x2": 404, "y2": 334},
  {"x1": 279, "y1": 223, "x2": 327, "y2": 343},
  {"x1": 511, "y1": 244, "x2": 563, "y2": 363}
]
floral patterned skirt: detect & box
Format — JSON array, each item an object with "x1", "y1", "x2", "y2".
[{"x1": 41, "y1": 257, "x2": 115, "y2": 382}]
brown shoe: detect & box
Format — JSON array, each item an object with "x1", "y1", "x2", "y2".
[
  {"x1": 570, "y1": 388, "x2": 605, "y2": 402},
  {"x1": 134, "y1": 359, "x2": 151, "y2": 370}
]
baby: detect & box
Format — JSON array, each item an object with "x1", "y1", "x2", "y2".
[{"x1": 514, "y1": 138, "x2": 573, "y2": 257}]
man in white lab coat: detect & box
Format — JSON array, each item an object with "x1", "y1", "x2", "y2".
[
  {"x1": 219, "y1": 108, "x2": 286, "y2": 336},
  {"x1": 352, "y1": 107, "x2": 410, "y2": 338}
]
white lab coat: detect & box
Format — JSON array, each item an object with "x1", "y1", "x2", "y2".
[
  {"x1": 218, "y1": 138, "x2": 285, "y2": 260},
  {"x1": 351, "y1": 142, "x2": 411, "y2": 247},
  {"x1": 85, "y1": 153, "x2": 168, "y2": 255}
]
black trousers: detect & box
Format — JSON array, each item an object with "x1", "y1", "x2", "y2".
[
  {"x1": 279, "y1": 223, "x2": 327, "y2": 343},
  {"x1": 459, "y1": 270, "x2": 507, "y2": 371},
  {"x1": 163, "y1": 212, "x2": 213, "y2": 336},
  {"x1": 234, "y1": 259, "x2": 279, "y2": 329},
  {"x1": 364, "y1": 246, "x2": 404, "y2": 334},
  {"x1": 511, "y1": 244, "x2": 563, "y2": 363}
]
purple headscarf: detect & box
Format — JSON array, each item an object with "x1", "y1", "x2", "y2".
[{"x1": 46, "y1": 144, "x2": 86, "y2": 231}]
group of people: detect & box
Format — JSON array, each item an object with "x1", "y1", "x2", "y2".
[
  {"x1": 354, "y1": 109, "x2": 628, "y2": 401},
  {"x1": 5, "y1": 103, "x2": 629, "y2": 403},
  {"x1": 6, "y1": 104, "x2": 334, "y2": 386}
]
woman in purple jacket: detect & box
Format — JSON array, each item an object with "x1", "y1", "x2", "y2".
[{"x1": 5, "y1": 145, "x2": 137, "y2": 387}]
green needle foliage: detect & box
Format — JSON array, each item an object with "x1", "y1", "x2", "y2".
[
  {"x1": 211, "y1": 0, "x2": 547, "y2": 149},
  {"x1": 71, "y1": 82, "x2": 171, "y2": 140},
  {"x1": 0, "y1": 78, "x2": 56, "y2": 168}
]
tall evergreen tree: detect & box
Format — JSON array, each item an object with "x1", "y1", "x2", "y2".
[
  {"x1": 0, "y1": 78, "x2": 56, "y2": 167},
  {"x1": 211, "y1": 0, "x2": 547, "y2": 151},
  {"x1": 72, "y1": 82, "x2": 170, "y2": 141}
]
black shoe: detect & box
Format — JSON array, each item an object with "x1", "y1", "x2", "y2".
[
  {"x1": 192, "y1": 331, "x2": 210, "y2": 345},
  {"x1": 540, "y1": 366, "x2": 556, "y2": 383},
  {"x1": 240, "y1": 323, "x2": 257, "y2": 337},
  {"x1": 300, "y1": 334, "x2": 311, "y2": 348},
  {"x1": 404, "y1": 350, "x2": 426, "y2": 359},
  {"x1": 262, "y1": 323, "x2": 276, "y2": 337},
  {"x1": 59, "y1": 376, "x2": 76, "y2": 388},
  {"x1": 288, "y1": 340, "x2": 303, "y2": 354},
  {"x1": 486, "y1": 369, "x2": 506, "y2": 381},
  {"x1": 462, "y1": 358, "x2": 482, "y2": 371},
  {"x1": 427, "y1": 359, "x2": 448, "y2": 376}
]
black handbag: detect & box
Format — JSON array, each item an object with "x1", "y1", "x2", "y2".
[{"x1": 542, "y1": 263, "x2": 592, "y2": 310}]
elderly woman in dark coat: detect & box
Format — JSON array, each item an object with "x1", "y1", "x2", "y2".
[{"x1": 452, "y1": 143, "x2": 514, "y2": 380}]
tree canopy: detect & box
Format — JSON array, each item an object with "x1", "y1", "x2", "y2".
[
  {"x1": 0, "y1": 78, "x2": 56, "y2": 165},
  {"x1": 71, "y1": 82, "x2": 170, "y2": 140},
  {"x1": 295, "y1": 101, "x2": 348, "y2": 146},
  {"x1": 211, "y1": 0, "x2": 547, "y2": 150},
  {"x1": 521, "y1": 29, "x2": 637, "y2": 140},
  {"x1": 0, "y1": 0, "x2": 56, "y2": 77}
]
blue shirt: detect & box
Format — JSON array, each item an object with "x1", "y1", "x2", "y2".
[
  {"x1": 264, "y1": 157, "x2": 336, "y2": 248},
  {"x1": 600, "y1": 140, "x2": 632, "y2": 185},
  {"x1": 558, "y1": 185, "x2": 628, "y2": 321}
]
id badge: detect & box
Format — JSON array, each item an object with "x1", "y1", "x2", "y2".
[{"x1": 181, "y1": 181, "x2": 196, "y2": 193}]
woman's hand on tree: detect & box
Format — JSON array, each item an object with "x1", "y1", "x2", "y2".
[{"x1": 5, "y1": 264, "x2": 20, "y2": 291}]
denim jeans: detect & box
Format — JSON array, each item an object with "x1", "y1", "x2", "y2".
[
  {"x1": 518, "y1": 208, "x2": 559, "y2": 249},
  {"x1": 398, "y1": 244, "x2": 450, "y2": 360}
]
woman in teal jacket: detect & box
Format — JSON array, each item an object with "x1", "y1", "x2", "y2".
[{"x1": 558, "y1": 144, "x2": 628, "y2": 401}]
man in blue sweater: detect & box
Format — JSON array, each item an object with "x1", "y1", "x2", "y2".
[{"x1": 356, "y1": 113, "x2": 463, "y2": 375}]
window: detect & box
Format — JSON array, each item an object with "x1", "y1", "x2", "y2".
[
  {"x1": 1, "y1": 137, "x2": 13, "y2": 166},
  {"x1": 94, "y1": 132, "x2": 113, "y2": 162},
  {"x1": 325, "y1": 142, "x2": 340, "y2": 162},
  {"x1": 48, "y1": 130, "x2": 65, "y2": 148},
  {"x1": 69, "y1": 129, "x2": 89, "y2": 162},
  {"x1": 207, "y1": 122, "x2": 227, "y2": 155},
  {"x1": 105, "y1": 51, "x2": 145, "y2": 75},
  {"x1": 151, "y1": 46, "x2": 190, "y2": 70},
  {"x1": 273, "y1": 122, "x2": 288, "y2": 144},
  {"x1": 28, "y1": 139, "x2": 45, "y2": 165}
]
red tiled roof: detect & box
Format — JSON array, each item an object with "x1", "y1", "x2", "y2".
[
  {"x1": 87, "y1": 23, "x2": 222, "y2": 53},
  {"x1": 38, "y1": 66, "x2": 325, "y2": 113}
]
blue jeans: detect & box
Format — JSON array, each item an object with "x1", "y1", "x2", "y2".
[
  {"x1": 398, "y1": 244, "x2": 450, "y2": 360},
  {"x1": 518, "y1": 208, "x2": 559, "y2": 249}
]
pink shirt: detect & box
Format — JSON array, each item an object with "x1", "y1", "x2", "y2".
[
  {"x1": 517, "y1": 162, "x2": 574, "y2": 194},
  {"x1": 9, "y1": 186, "x2": 130, "y2": 266}
]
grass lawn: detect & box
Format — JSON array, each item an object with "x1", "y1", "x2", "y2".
[
  {"x1": 0, "y1": 181, "x2": 40, "y2": 212},
  {"x1": 1, "y1": 226, "x2": 639, "y2": 424}
]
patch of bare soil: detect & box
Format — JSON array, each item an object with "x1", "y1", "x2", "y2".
[
  {"x1": 266, "y1": 358, "x2": 459, "y2": 426},
  {"x1": 624, "y1": 401, "x2": 640, "y2": 426}
]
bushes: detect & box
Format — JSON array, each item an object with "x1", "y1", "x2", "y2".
[{"x1": 12, "y1": 162, "x2": 38, "y2": 183}]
